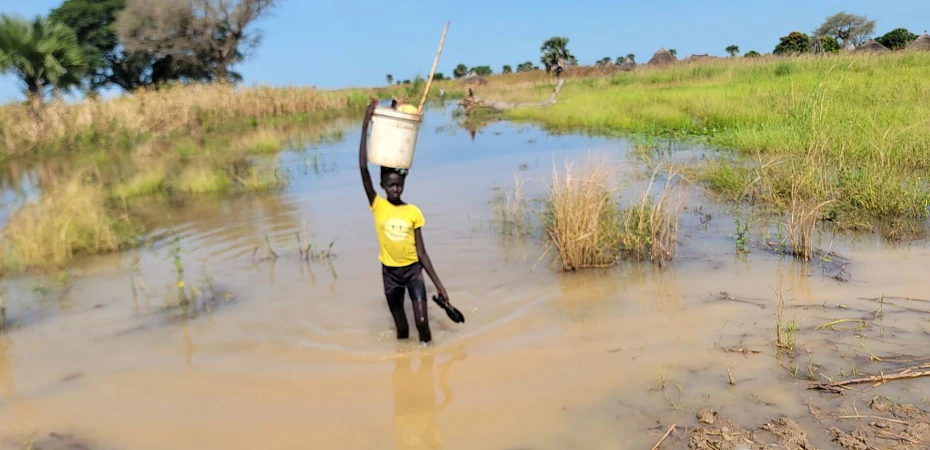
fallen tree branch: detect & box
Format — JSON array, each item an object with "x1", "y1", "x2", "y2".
[
  {"x1": 650, "y1": 424, "x2": 676, "y2": 450},
  {"x1": 458, "y1": 79, "x2": 565, "y2": 113},
  {"x1": 810, "y1": 363, "x2": 930, "y2": 392}
]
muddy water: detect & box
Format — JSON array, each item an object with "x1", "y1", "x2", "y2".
[{"x1": 1, "y1": 104, "x2": 929, "y2": 449}]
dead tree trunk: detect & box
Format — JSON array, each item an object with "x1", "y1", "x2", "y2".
[{"x1": 458, "y1": 79, "x2": 565, "y2": 114}]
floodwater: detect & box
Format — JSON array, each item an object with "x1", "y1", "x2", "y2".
[{"x1": 1, "y1": 104, "x2": 929, "y2": 449}]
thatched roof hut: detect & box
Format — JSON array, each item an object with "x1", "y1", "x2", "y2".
[
  {"x1": 648, "y1": 47, "x2": 677, "y2": 66},
  {"x1": 684, "y1": 54, "x2": 716, "y2": 63},
  {"x1": 855, "y1": 39, "x2": 890, "y2": 53},
  {"x1": 907, "y1": 32, "x2": 930, "y2": 51},
  {"x1": 617, "y1": 60, "x2": 636, "y2": 72}
]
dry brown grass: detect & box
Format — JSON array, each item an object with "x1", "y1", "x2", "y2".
[
  {"x1": 784, "y1": 193, "x2": 835, "y2": 261},
  {"x1": 0, "y1": 172, "x2": 136, "y2": 272},
  {"x1": 544, "y1": 157, "x2": 622, "y2": 271},
  {"x1": 543, "y1": 157, "x2": 683, "y2": 271},
  {"x1": 0, "y1": 83, "x2": 375, "y2": 159}
]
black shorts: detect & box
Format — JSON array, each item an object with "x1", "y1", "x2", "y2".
[{"x1": 381, "y1": 262, "x2": 427, "y2": 301}]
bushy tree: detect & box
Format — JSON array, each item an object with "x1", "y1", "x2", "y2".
[
  {"x1": 516, "y1": 61, "x2": 536, "y2": 72},
  {"x1": 877, "y1": 28, "x2": 918, "y2": 50},
  {"x1": 725, "y1": 45, "x2": 740, "y2": 57},
  {"x1": 744, "y1": 50, "x2": 761, "y2": 58},
  {"x1": 502, "y1": 64, "x2": 512, "y2": 73},
  {"x1": 470, "y1": 65, "x2": 492, "y2": 76},
  {"x1": 0, "y1": 14, "x2": 85, "y2": 111},
  {"x1": 615, "y1": 56, "x2": 626, "y2": 64},
  {"x1": 433, "y1": 72, "x2": 445, "y2": 81},
  {"x1": 626, "y1": 53, "x2": 636, "y2": 63},
  {"x1": 595, "y1": 57, "x2": 612, "y2": 67},
  {"x1": 668, "y1": 49, "x2": 677, "y2": 57},
  {"x1": 814, "y1": 36, "x2": 841, "y2": 53},
  {"x1": 540, "y1": 36, "x2": 576, "y2": 74},
  {"x1": 813, "y1": 12, "x2": 875, "y2": 47},
  {"x1": 453, "y1": 63, "x2": 468, "y2": 78},
  {"x1": 386, "y1": 74, "x2": 393, "y2": 85},
  {"x1": 774, "y1": 32, "x2": 810, "y2": 55},
  {"x1": 118, "y1": 0, "x2": 279, "y2": 83}
]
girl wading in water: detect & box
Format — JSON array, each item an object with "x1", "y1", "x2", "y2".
[{"x1": 359, "y1": 100, "x2": 451, "y2": 344}]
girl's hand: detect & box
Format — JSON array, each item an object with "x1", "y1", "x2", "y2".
[{"x1": 438, "y1": 288, "x2": 450, "y2": 305}]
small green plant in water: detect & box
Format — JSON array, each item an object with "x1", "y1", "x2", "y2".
[
  {"x1": 733, "y1": 212, "x2": 749, "y2": 253},
  {"x1": 56, "y1": 270, "x2": 72, "y2": 286},
  {"x1": 169, "y1": 237, "x2": 188, "y2": 305},
  {"x1": 773, "y1": 284, "x2": 797, "y2": 353},
  {"x1": 31, "y1": 280, "x2": 49, "y2": 298}
]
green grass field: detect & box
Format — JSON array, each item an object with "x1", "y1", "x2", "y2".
[{"x1": 508, "y1": 53, "x2": 930, "y2": 231}]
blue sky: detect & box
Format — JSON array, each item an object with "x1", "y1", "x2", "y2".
[{"x1": 1, "y1": 0, "x2": 928, "y2": 102}]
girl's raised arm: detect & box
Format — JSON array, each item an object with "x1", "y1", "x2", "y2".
[{"x1": 359, "y1": 100, "x2": 378, "y2": 205}]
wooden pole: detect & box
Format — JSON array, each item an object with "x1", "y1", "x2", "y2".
[{"x1": 417, "y1": 21, "x2": 450, "y2": 115}]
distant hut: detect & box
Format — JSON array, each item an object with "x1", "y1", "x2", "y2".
[
  {"x1": 906, "y1": 32, "x2": 930, "y2": 51},
  {"x1": 855, "y1": 39, "x2": 890, "y2": 53},
  {"x1": 460, "y1": 71, "x2": 488, "y2": 86},
  {"x1": 648, "y1": 47, "x2": 677, "y2": 66},
  {"x1": 618, "y1": 60, "x2": 636, "y2": 72},
  {"x1": 684, "y1": 54, "x2": 715, "y2": 63}
]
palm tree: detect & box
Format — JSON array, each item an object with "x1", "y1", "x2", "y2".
[
  {"x1": 0, "y1": 14, "x2": 85, "y2": 113},
  {"x1": 626, "y1": 53, "x2": 636, "y2": 63},
  {"x1": 386, "y1": 74, "x2": 393, "y2": 85},
  {"x1": 540, "y1": 36, "x2": 576, "y2": 75},
  {"x1": 725, "y1": 45, "x2": 740, "y2": 57}
]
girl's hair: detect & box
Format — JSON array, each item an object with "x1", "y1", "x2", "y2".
[{"x1": 380, "y1": 166, "x2": 408, "y2": 178}]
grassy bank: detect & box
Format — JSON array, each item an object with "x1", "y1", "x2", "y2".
[
  {"x1": 508, "y1": 53, "x2": 930, "y2": 231},
  {"x1": 0, "y1": 80, "x2": 443, "y2": 161},
  {"x1": 0, "y1": 173, "x2": 138, "y2": 273}
]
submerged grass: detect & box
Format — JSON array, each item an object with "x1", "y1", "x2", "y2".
[
  {"x1": 620, "y1": 166, "x2": 682, "y2": 264},
  {"x1": 508, "y1": 53, "x2": 930, "y2": 230},
  {"x1": 111, "y1": 168, "x2": 168, "y2": 199},
  {"x1": 0, "y1": 173, "x2": 137, "y2": 272},
  {"x1": 490, "y1": 175, "x2": 532, "y2": 239},
  {"x1": 177, "y1": 166, "x2": 233, "y2": 195},
  {"x1": 543, "y1": 157, "x2": 680, "y2": 271}
]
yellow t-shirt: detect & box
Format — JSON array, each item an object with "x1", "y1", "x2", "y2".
[{"x1": 371, "y1": 195, "x2": 425, "y2": 267}]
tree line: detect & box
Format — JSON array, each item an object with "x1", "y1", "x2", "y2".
[
  {"x1": 0, "y1": 0, "x2": 278, "y2": 110},
  {"x1": 767, "y1": 13, "x2": 917, "y2": 56},
  {"x1": 396, "y1": 11, "x2": 922, "y2": 86}
]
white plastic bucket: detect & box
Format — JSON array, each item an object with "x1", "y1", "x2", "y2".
[{"x1": 368, "y1": 106, "x2": 422, "y2": 169}]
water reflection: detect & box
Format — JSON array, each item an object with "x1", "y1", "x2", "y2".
[{"x1": 392, "y1": 348, "x2": 465, "y2": 450}]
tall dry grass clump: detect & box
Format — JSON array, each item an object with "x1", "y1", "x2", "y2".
[
  {"x1": 544, "y1": 158, "x2": 622, "y2": 270},
  {"x1": 0, "y1": 83, "x2": 373, "y2": 159},
  {"x1": 784, "y1": 194, "x2": 835, "y2": 261},
  {"x1": 620, "y1": 167, "x2": 682, "y2": 264},
  {"x1": 0, "y1": 172, "x2": 136, "y2": 272},
  {"x1": 543, "y1": 158, "x2": 683, "y2": 271}
]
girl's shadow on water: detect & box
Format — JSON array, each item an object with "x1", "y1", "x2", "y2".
[{"x1": 391, "y1": 347, "x2": 466, "y2": 450}]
